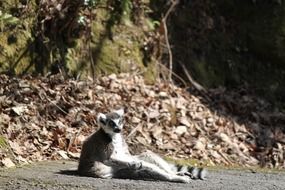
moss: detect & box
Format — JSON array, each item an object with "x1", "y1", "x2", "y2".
[
  {"x1": 0, "y1": 1, "x2": 35, "y2": 75},
  {"x1": 120, "y1": 0, "x2": 132, "y2": 26},
  {"x1": 0, "y1": 135, "x2": 8, "y2": 149},
  {"x1": 63, "y1": 1, "x2": 157, "y2": 79},
  {"x1": 92, "y1": 35, "x2": 144, "y2": 75},
  {"x1": 143, "y1": 60, "x2": 158, "y2": 84},
  {"x1": 82, "y1": 4, "x2": 153, "y2": 78},
  {"x1": 0, "y1": 0, "x2": 158, "y2": 81},
  {"x1": 165, "y1": 157, "x2": 206, "y2": 167}
]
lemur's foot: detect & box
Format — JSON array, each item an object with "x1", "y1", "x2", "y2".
[
  {"x1": 172, "y1": 175, "x2": 191, "y2": 183},
  {"x1": 128, "y1": 161, "x2": 142, "y2": 170},
  {"x1": 177, "y1": 171, "x2": 193, "y2": 178}
]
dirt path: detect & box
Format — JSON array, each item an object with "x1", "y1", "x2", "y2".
[{"x1": 0, "y1": 161, "x2": 284, "y2": 190}]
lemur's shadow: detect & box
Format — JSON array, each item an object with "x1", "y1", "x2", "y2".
[
  {"x1": 57, "y1": 169, "x2": 79, "y2": 176},
  {"x1": 57, "y1": 169, "x2": 99, "y2": 178}
]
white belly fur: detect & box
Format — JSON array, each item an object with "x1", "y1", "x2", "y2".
[{"x1": 112, "y1": 134, "x2": 134, "y2": 161}]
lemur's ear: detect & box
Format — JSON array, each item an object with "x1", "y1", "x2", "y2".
[
  {"x1": 97, "y1": 113, "x2": 107, "y2": 125},
  {"x1": 114, "y1": 108, "x2": 124, "y2": 117}
]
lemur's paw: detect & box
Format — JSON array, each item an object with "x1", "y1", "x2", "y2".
[
  {"x1": 177, "y1": 175, "x2": 191, "y2": 183},
  {"x1": 177, "y1": 171, "x2": 193, "y2": 178}
]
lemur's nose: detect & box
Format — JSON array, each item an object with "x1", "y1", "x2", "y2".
[{"x1": 113, "y1": 127, "x2": 121, "y2": 133}]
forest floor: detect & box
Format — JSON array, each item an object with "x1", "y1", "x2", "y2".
[
  {"x1": 0, "y1": 161, "x2": 284, "y2": 190},
  {"x1": 0, "y1": 73, "x2": 284, "y2": 169}
]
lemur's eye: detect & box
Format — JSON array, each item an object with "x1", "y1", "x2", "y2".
[
  {"x1": 118, "y1": 118, "x2": 123, "y2": 125},
  {"x1": 108, "y1": 120, "x2": 116, "y2": 128},
  {"x1": 99, "y1": 117, "x2": 106, "y2": 125}
]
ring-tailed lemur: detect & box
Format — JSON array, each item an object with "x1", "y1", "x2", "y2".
[{"x1": 78, "y1": 109, "x2": 206, "y2": 183}]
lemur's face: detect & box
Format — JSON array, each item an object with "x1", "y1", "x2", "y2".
[{"x1": 97, "y1": 109, "x2": 124, "y2": 136}]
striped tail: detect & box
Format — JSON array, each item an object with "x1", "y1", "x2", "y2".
[{"x1": 175, "y1": 164, "x2": 207, "y2": 180}]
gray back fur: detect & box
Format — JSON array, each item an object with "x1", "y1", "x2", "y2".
[{"x1": 78, "y1": 128, "x2": 113, "y2": 176}]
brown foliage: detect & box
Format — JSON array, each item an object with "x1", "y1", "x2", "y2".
[{"x1": 0, "y1": 74, "x2": 284, "y2": 169}]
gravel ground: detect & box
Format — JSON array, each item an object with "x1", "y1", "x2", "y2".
[{"x1": 0, "y1": 161, "x2": 284, "y2": 190}]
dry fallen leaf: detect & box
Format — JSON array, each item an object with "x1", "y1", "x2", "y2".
[
  {"x1": 58, "y1": 150, "x2": 69, "y2": 159},
  {"x1": 1, "y1": 158, "x2": 15, "y2": 168},
  {"x1": 9, "y1": 141, "x2": 23, "y2": 155},
  {"x1": 0, "y1": 73, "x2": 283, "y2": 169},
  {"x1": 11, "y1": 105, "x2": 28, "y2": 116},
  {"x1": 147, "y1": 109, "x2": 160, "y2": 119},
  {"x1": 178, "y1": 117, "x2": 191, "y2": 127},
  {"x1": 174, "y1": 126, "x2": 187, "y2": 135}
]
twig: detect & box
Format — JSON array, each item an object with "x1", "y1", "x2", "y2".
[
  {"x1": 88, "y1": 8, "x2": 96, "y2": 80},
  {"x1": 157, "y1": 60, "x2": 188, "y2": 87},
  {"x1": 39, "y1": 85, "x2": 69, "y2": 115},
  {"x1": 161, "y1": 0, "x2": 179, "y2": 82},
  {"x1": 179, "y1": 62, "x2": 206, "y2": 93},
  {"x1": 218, "y1": 150, "x2": 234, "y2": 165},
  {"x1": 179, "y1": 62, "x2": 212, "y2": 102},
  {"x1": 47, "y1": 96, "x2": 68, "y2": 115},
  {"x1": 89, "y1": 43, "x2": 95, "y2": 80},
  {"x1": 162, "y1": 20, "x2": 172, "y2": 82},
  {"x1": 127, "y1": 123, "x2": 142, "y2": 139},
  {"x1": 163, "y1": 0, "x2": 179, "y2": 22},
  {"x1": 67, "y1": 127, "x2": 82, "y2": 153}
]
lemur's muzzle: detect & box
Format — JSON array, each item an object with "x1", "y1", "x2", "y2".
[{"x1": 113, "y1": 127, "x2": 121, "y2": 133}]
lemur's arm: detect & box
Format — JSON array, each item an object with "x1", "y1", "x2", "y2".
[{"x1": 104, "y1": 155, "x2": 142, "y2": 169}]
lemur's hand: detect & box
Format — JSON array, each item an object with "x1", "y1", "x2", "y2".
[
  {"x1": 128, "y1": 161, "x2": 142, "y2": 170},
  {"x1": 177, "y1": 171, "x2": 193, "y2": 178}
]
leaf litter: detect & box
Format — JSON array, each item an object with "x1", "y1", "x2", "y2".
[{"x1": 0, "y1": 73, "x2": 284, "y2": 169}]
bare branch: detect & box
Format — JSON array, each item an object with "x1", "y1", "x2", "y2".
[
  {"x1": 180, "y1": 62, "x2": 207, "y2": 93},
  {"x1": 161, "y1": 0, "x2": 179, "y2": 82}
]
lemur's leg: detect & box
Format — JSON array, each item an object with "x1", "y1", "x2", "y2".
[
  {"x1": 110, "y1": 154, "x2": 190, "y2": 183},
  {"x1": 135, "y1": 150, "x2": 207, "y2": 180},
  {"x1": 134, "y1": 150, "x2": 175, "y2": 174},
  {"x1": 135, "y1": 160, "x2": 191, "y2": 183},
  {"x1": 78, "y1": 161, "x2": 113, "y2": 179},
  {"x1": 92, "y1": 162, "x2": 114, "y2": 178}
]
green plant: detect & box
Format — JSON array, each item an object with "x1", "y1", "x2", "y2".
[
  {"x1": 0, "y1": 11, "x2": 19, "y2": 31},
  {"x1": 0, "y1": 135, "x2": 8, "y2": 149}
]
